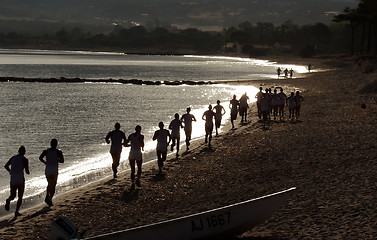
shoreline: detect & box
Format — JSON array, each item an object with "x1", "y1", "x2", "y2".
[
  {"x1": 0, "y1": 55, "x2": 317, "y2": 227},
  {"x1": 2, "y1": 56, "x2": 376, "y2": 239},
  {"x1": 0, "y1": 93, "x2": 240, "y2": 219}
]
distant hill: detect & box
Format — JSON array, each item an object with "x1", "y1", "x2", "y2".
[{"x1": 0, "y1": 0, "x2": 357, "y2": 33}]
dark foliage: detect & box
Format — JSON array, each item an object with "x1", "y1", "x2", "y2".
[{"x1": 0, "y1": 1, "x2": 370, "y2": 57}]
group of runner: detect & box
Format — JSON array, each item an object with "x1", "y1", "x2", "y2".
[
  {"x1": 277, "y1": 67, "x2": 294, "y2": 78},
  {"x1": 255, "y1": 87, "x2": 304, "y2": 123},
  {"x1": 105, "y1": 93, "x2": 254, "y2": 191},
  {"x1": 4, "y1": 139, "x2": 64, "y2": 217},
  {"x1": 104, "y1": 106, "x2": 199, "y2": 190},
  {"x1": 4, "y1": 89, "x2": 300, "y2": 216}
]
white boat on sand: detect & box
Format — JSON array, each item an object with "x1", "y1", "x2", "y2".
[{"x1": 50, "y1": 187, "x2": 296, "y2": 240}]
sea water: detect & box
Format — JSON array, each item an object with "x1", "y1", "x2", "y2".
[{"x1": 0, "y1": 49, "x2": 307, "y2": 215}]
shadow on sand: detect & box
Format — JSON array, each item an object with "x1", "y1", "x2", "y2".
[
  {"x1": 122, "y1": 189, "x2": 141, "y2": 203},
  {"x1": 151, "y1": 173, "x2": 166, "y2": 182},
  {"x1": 26, "y1": 206, "x2": 52, "y2": 219},
  {"x1": 0, "y1": 216, "x2": 17, "y2": 229},
  {"x1": 104, "y1": 178, "x2": 117, "y2": 186}
]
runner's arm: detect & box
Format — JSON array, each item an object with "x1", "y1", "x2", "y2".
[
  {"x1": 4, "y1": 158, "x2": 11, "y2": 173},
  {"x1": 24, "y1": 157, "x2": 30, "y2": 174},
  {"x1": 39, "y1": 150, "x2": 47, "y2": 164},
  {"x1": 152, "y1": 131, "x2": 158, "y2": 141},
  {"x1": 105, "y1": 132, "x2": 111, "y2": 144},
  {"x1": 141, "y1": 135, "x2": 145, "y2": 151},
  {"x1": 58, "y1": 150, "x2": 64, "y2": 163}
]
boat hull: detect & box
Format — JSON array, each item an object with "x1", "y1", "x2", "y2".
[{"x1": 85, "y1": 187, "x2": 296, "y2": 240}]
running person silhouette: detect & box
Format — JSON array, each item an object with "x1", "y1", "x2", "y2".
[
  {"x1": 202, "y1": 105, "x2": 215, "y2": 147},
  {"x1": 153, "y1": 122, "x2": 171, "y2": 174},
  {"x1": 39, "y1": 139, "x2": 64, "y2": 206},
  {"x1": 105, "y1": 122, "x2": 127, "y2": 179},
  {"x1": 239, "y1": 93, "x2": 250, "y2": 123},
  {"x1": 169, "y1": 113, "x2": 183, "y2": 156},
  {"x1": 125, "y1": 125, "x2": 144, "y2": 190},
  {"x1": 4, "y1": 146, "x2": 30, "y2": 217},
  {"x1": 229, "y1": 95, "x2": 239, "y2": 129},
  {"x1": 255, "y1": 87, "x2": 264, "y2": 119},
  {"x1": 294, "y1": 91, "x2": 304, "y2": 120},
  {"x1": 214, "y1": 100, "x2": 226, "y2": 136},
  {"x1": 180, "y1": 107, "x2": 196, "y2": 152}
]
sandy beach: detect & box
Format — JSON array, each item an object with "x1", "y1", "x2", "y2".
[{"x1": 1, "y1": 56, "x2": 376, "y2": 239}]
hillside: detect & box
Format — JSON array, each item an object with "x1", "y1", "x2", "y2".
[{"x1": 0, "y1": 0, "x2": 357, "y2": 33}]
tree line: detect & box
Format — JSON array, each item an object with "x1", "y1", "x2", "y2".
[
  {"x1": 333, "y1": 0, "x2": 377, "y2": 56},
  {"x1": 0, "y1": 0, "x2": 372, "y2": 58}
]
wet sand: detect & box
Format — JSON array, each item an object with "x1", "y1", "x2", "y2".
[{"x1": 1, "y1": 57, "x2": 376, "y2": 239}]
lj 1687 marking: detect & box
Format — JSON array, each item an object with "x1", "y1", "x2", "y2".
[{"x1": 191, "y1": 212, "x2": 231, "y2": 232}]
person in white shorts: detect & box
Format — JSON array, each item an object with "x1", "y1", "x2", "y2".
[
  {"x1": 4, "y1": 146, "x2": 30, "y2": 217},
  {"x1": 180, "y1": 107, "x2": 196, "y2": 152},
  {"x1": 153, "y1": 122, "x2": 171, "y2": 174},
  {"x1": 169, "y1": 113, "x2": 183, "y2": 156},
  {"x1": 202, "y1": 105, "x2": 215, "y2": 147},
  {"x1": 39, "y1": 139, "x2": 64, "y2": 206},
  {"x1": 125, "y1": 125, "x2": 144, "y2": 190},
  {"x1": 214, "y1": 100, "x2": 226, "y2": 136}
]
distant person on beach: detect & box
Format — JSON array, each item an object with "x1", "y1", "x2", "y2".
[
  {"x1": 284, "y1": 68, "x2": 289, "y2": 78},
  {"x1": 214, "y1": 100, "x2": 226, "y2": 136},
  {"x1": 202, "y1": 104, "x2": 215, "y2": 147},
  {"x1": 289, "y1": 69, "x2": 294, "y2": 78},
  {"x1": 39, "y1": 139, "x2": 64, "y2": 206},
  {"x1": 105, "y1": 122, "x2": 127, "y2": 179},
  {"x1": 181, "y1": 107, "x2": 196, "y2": 152},
  {"x1": 255, "y1": 87, "x2": 264, "y2": 119},
  {"x1": 277, "y1": 67, "x2": 282, "y2": 78},
  {"x1": 125, "y1": 125, "x2": 144, "y2": 190},
  {"x1": 287, "y1": 92, "x2": 296, "y2": 120},
  {"x1": 278, "y1": 88, "x2": 287, "y2": 120},
  {"x1": 153, "y1": 122, "x2": 171, "y2": 174},
  {"x1": 229, "y1": 95, "x2": 240, "y2": 129},
  {"x1": 294, "y1": 91, "x2": 304, "y2": 120},
  {"x1": 169, "y1": 113, "x2": 183, "y2": 156},
  {"x1": 239, "y1": 92, "x2": 250, "y2": 123},
  {"x1": 308, "y1": 64, "x2": 312, "y2": 72},
  {"x1": 4, "y1": 146, "x2": 30, "y2": 217}
]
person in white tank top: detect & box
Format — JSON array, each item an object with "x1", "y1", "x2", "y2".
[
  {"x1": 39, "y1": 139, "x2": 64, "y2": 206},
  {"x1": 153, "y1": 122, "x2": 171, "y2": 174},
  {"x1": 125, "y1": 125, "x2": 144, "y2": 190},
  {"x1": 4, "y1": 146, "x2": 30, "y2": 217},
  {"x1": 180, "y1": 107, "x2": 196, "y2": 152}
]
